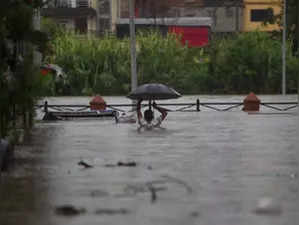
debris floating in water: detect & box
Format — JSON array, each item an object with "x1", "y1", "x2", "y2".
[
  {"x1": 105, "y1": 161, "x2": 138, "y2": 167},
  {"x1": 117, "y1": 161, "x2": 137, "y2": 167},
  {"x1": 78, "y1": 159, "x2": 93, "y2": 168},
  {"x1": 253, "y1": 197, "x2": 282, "y2": 215},
  {"x1": 55, "y1": 204, "x2": 86, "y2": 216},
  {"x1": 146, "y1": 182, "x2": 157, "y2": 203}
]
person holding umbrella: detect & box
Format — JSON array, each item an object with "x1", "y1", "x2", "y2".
[
  {"x1": 127, "y1": 83, "x2": 181, "y2": 130},
  {"x1": 137, "y1": 99, "x2": 168, "y2": 130}
]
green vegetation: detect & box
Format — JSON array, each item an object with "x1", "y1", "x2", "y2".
[
  {"x1": 45, "y1": 27, "x2": 299, "y2": 96},
  {"x1": 208, "y1": 32, "x2": 297, "y2": 94},
  {"x1": 0, "y1": 0, "x2": 48, "y2": 138}
]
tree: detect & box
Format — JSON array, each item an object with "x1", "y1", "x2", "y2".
[{"x1": 0, "y1": 0, "x2": 49, "y2": 137}]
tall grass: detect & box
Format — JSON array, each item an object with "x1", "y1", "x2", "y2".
[
  {"x1": 48, "y1": 30, "x2": 299, "y2": 95},
  {"x1": 48, "y1": 30, "x2": 206, "y2": 95}
]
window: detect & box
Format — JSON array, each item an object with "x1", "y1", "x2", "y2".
[
  {"x1": 77, "y1": 0, "x2": 90, "y2": 8},
  {"x1": 250, "y1": 8, "x2": 273, "y2": 22}
]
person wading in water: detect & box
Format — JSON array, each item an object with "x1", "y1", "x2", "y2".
[{"x1": 137, "y1": 99, "x2": 168, "y2": 130}]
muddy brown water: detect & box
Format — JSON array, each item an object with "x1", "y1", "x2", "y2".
[{"x1": 0, "y1": 95, "x2": 298, "y2": 225}]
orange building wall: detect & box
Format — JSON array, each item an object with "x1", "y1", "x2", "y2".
[{"x1": 243, "y1": 0, "x2": 282, "y2": 32}]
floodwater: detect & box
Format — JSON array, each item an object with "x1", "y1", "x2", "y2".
[{"x1": 1, "y1": 95, "x2": 298, "y2": 225}]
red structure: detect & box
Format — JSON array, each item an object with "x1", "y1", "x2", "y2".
[
  {"x1": 168, "y1": 26, "x2": 210, "y2": 47},
  {"x1": 41, "y1": 68, "x2": 50, "y2": 76},
  {"x1": 116, "y1": 17, "x2": 212, "y2": 48},
  {"x1": 243, "y1": 92, "x2": 260, "y2": 112},
  {"x1": 89, "y1": 95, "x2": 107, "y2": 111}
]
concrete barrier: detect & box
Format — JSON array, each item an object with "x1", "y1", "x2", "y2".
[
  {"x1": 90, "y1": 95, "x2": 107, "y2": 111},
  {"x1": 242, "y1": 92, "x2": 260, "y2": 112}
]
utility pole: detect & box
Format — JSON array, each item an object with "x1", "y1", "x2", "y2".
[
  {"x1": 33, "y1": 8, "x2": 42, "y2": 65},
  {"x1": 129, "y1": 0, "x2": 137, "y2": 93},
  {"x1": 296, "y1": 0, "x2": 299, "y2": 107},
  {"x1": 282, "y1": 0, "x2": 286, "y2": 95},
  {"x1": 297, "y1": 0, "x2": 299, "y2": 55}
]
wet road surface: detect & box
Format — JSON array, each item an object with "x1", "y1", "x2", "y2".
[{"x1": 0, "y1": 95, "x2": 298, "y2": 225}]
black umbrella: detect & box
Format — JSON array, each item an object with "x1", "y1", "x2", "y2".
[{"x1": 127, "y1": 83, "x2": 181, "y2": 100}]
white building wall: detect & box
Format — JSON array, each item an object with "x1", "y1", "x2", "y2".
[{"x1": 111, "y1": 0, "x2": 118, "y2": 32}]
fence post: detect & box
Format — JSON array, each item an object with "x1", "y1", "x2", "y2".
[
  {"x1": 22, "y1": 108, "x2": 26, "y2": 129},
  {"x1": 196, "y1": 99, "x2": 200, "y2": 111},
  {"x1": 0, "y1": 112, "x2": 3, "y2": 138},
  {"x1": 44, "y1": 101, "x2": 48, "y2": 113}
]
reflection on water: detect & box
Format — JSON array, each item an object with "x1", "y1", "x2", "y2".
[{"x1": 0, "y1": 95, "x2": 298, "y2": 225}]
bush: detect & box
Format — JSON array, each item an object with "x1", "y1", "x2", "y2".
[{"x1": 47, "y1": 29, "x2": 299, "y2": 95}]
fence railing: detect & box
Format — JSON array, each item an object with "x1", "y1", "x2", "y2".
[{"x1": 35, "y1": 100, "x2": 298, "y2": 114}]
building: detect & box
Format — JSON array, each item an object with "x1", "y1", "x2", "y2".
[
  {"x1": 41, "y1": 0, "x2": 104, "y2": 34},
  {"x1": 242, "y1": 0, "x2": 281, "y2": 32},
  {"x1": 116, "y1": 0, "x2": 244, "y2": 33},
  {"x1": 115, "y1": 0, "x2": 283, "y2": 33},
  {"x1": 41, "y1": 0, "x2": 282, "y2": 35},
  {"x1": 116, "y1": 17, "x2": 213, "y2": 47}
]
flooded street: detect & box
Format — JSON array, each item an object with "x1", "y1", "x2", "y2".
[{"x1": 1, "y1": 95, "x2": 298, "y2": 225}]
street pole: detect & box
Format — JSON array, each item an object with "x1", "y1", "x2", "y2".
[
  {"x1": 129, "y1": 0, "x2": 137, "y2": 93},
  {"x1": 282, "y1": 0, "x2": 286, "y2": 95},
  {"x1": 33, "y1": 9, "x2": 42, "y2": 65},
  {"x1": 296, "y1": 0, "x2": 299, "y2": 109}
]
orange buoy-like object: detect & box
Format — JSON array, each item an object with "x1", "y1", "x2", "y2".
[
  {"x1": 89, "y1": 95, "x2": 106, "y2": 110},
  {"x1": 243, "y1": 92, "x2": 260, "y2": 112}
]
